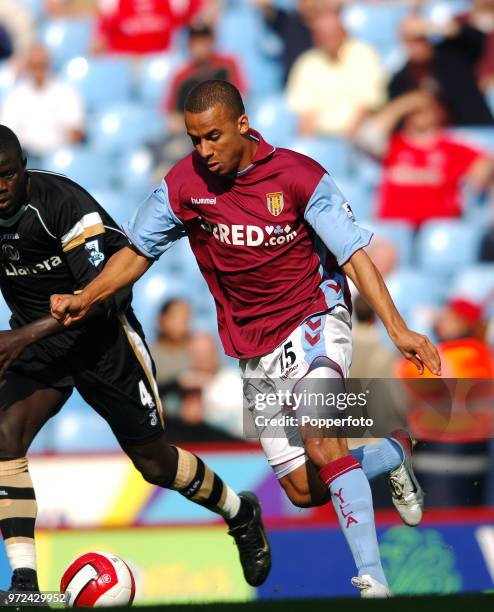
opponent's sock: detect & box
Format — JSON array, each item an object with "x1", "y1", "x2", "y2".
[
  {"x1": 320, "y1": 455, "x2": 388, "y2": 586},
  {"x1": 170, "y1": 447, "x2": 244, "y2": 521},
  {"x1": 350, "y1": 439, "x2": 404, "y2": 481},
  {"x1": 0, "y1": 458, "x2": 37, "y2": 572}
]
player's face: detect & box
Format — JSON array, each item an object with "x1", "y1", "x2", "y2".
[
  {"x1": 185, "y1": 104, "x2": 251, "y2": 176},
  {"x1": 0, "y1": 151, "x2": 27, "y2": 219}
]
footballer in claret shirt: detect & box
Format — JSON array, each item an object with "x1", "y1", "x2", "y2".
[{"x1": 52, "y1": 81, "x2": 442, "y2": 598}]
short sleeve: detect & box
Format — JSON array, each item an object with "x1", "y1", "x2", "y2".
[
  {"x1": 124, "y1": 180, "x2": 187, "y2": 260},
  {"x1": 446, "y1": 138, "x2": 485, "y2": 180},
  {"x1": 304, "y1": 173, "x2": 373, "y2": 266},
  {"x1": 49, "y1": 186, "x2": 115, "y2": 291}
]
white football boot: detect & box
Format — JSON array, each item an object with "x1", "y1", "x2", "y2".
[
  {"x1": 351, "y1": 575, "x2": 392, "y2": 598},
  {"x1": 387, "y1": 429, "x2": 424, "y2": 526}
]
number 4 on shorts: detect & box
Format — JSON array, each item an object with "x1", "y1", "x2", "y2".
[{"x1": 139, "y1": 380, "x2": 155, "y2": 409}]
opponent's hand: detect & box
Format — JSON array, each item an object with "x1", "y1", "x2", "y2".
[
  {"x1": 50, "y1": 294, "x2": 88, "y2": 326},
  {"x1": 390, "y1": 326, "x2": 442, "y2": 376},
  {"x1": 0, "y1": 329, "x2": 29, "y2": 381}
]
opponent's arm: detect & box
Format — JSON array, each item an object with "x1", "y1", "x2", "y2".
[
  {"x1": 0, "y1": 316, "x2": 62, "y2": 379},
  {"x1": 51, "y1": 246, "x2": 151, "y2": 325},
  {"x1": 0, "y1": 302, "x2": 109, "y2": 379},
  {"x1": 343, "y1": 249, "x2": 441, "y2": 376}
]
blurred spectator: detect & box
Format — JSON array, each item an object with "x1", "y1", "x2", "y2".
[
  {"x1": 46, "y1": 0, "x2": 97, "y2": 17},
  {"x1": 356, "y1": 91, "x2": 494, "y2": 228},
  {"x1": 1, "y1": 44, "x2": 85, "y2": 158},
  {"x1": 434, "y1": 298, "x2": 487, "y2": 343},
  {"x1": 461, "y1": 0, "x2": 494, "y2": 92},
  {"x1": 286, "y1": 6, "x2": 385, "y2": 137},
  {"x1": 0, "y1": 24, "x2": 13, "y2": 61},
  {"x1": 390, "y1": 13, "x2": 494, "y2": 125},
  {"x1": 350, "y1": 294, "x2": 398, "y2": 379},
  {"x1": 0, "y1": 0, "x2": 35, "y2": 63},
  {"x1": 253, "y1": 0, "x2": 318, "y2": 84},
  {"x1": 365, "y1": 235, "x2": 398, "y2": 278},
  {"x1": 92, "y1": 0, "x2": 202, "y2": 55},
  {"x1": 164, "y1": 23, "x2": 246, "y2": 135},
  {"x1": 179, "y1": 333, "x2": 244, "y2": 439},
  {"x1": 152, "y1": 299, "x2": 191, "y2": 396}
]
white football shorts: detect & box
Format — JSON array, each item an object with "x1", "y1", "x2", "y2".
[{"x1": 240, "y1": 305, "x2": 352, "y2": 479}]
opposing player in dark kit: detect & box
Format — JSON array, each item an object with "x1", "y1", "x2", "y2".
[
  {"x1": 0, "y1": 125, "x2": 271, "y2": 596},
  {"x1": 52, "y1": 81, "x2": 441, "y2": 598}
]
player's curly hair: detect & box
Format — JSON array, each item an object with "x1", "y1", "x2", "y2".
[
  {"x1": 184, "y1": 80, "x2": 245, "y2": 119},
  {"x1": 0, "y1": 125, "x2": 24, "y2": 161}
]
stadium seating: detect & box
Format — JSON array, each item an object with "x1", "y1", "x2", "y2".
[
  {"x1": 342, "y1": 2, "x2": 409, "y2": 57},
  {"x1": 0, "y1": 295, "x2": 11, "y2": 330},
  {"x1": 0, "y1": 62, "x2": 15, "y2": 99},
  {"x1": 289, "y1": 137, "x2": 352, "y2": 177},
  {"x1": 115, "y1": 147, "x2": 155, "y2": 195},
  {"x1": 18, "y1": 0, "x2": 45, "y2": 21},
  {"x1": 416, "y1": 220, "x2": 484, "y2": 275},
  {"x1": 385, "y1": 267, "x2": 446, "y2": 317},
  {"x1": 249, "y1": 94, "x2": 297, "y2": 147},
  {"x1": 137, "y1": 53, "x2": 184, "y2": 108},
  {"x1": 89, "y1": 188, "x2": 140, "y2": 226},
  {"x1": 216, "y1": 5, "x2": 283, "y2": 95},
  {"x1": 51, "y1": 392, "x2": 121, "y2": 452},
  {"x1": 422, "y1": 0, "x2": 472, "y2": 22},
  {"x1": 88, "y1": 103, "x2": 164, "y2": 154},
  {"x1": 131, "y1": 270, "x2": 192, "y2": 340},
  {"x1": 362, "y1": 220, "x2": 415, "y2": 266},
  {"x1": 450, "y1": 127, "x2": 494, "y2": 155},
  {"x1": 40, "y1": 146, "x2": 112, "y2": 192},
  {"x1": 40, "y1": 19, "x2": 93, "y2": 69},
  {"x1": 449, "y1": 264, "x2": 494, "y2": 314},
  {"x1": 62, "y1": 56, "x2": 133, "y2": 111},
  {"x1": 333, "y1": 176, "x2": 374, "y2": 223}
]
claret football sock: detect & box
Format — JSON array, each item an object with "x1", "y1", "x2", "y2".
[
  {"x1": 320, "y1": 455, "x2": 388, "y2": 587},
  {"x1": 350, "y1": 439, "x2": 404, "y2": 481},
  {"x1": 0, "y1": 458, "x2": 37, "y2": 572},
  {"x1": 170, "y1": 447, "x2": 241, "y2": 520}
]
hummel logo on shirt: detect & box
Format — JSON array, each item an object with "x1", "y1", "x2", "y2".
[{"x1": 191, "y1": 197, "x2": 216, "y2": 205}]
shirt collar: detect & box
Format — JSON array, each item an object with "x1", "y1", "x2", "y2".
[
  {"x1": 0, "y1": 205, "x2": 27, "y2": 227},
  {"x1": 232, "y1": 129, "x2": 276, "y2": 178},
  {"x1": 249, "y1": 128, "x2": 276, "y2": 164}
]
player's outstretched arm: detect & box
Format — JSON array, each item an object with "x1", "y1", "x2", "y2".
[
  {"x1": 343, "y1": 248, "x2": 442, "y2": 376},
  {"x1": 0, "y1": 316, "x2": 66, "y2": 380},
  {"x1": 51, "y1": 246, "x2": 152, "y2": 326}
]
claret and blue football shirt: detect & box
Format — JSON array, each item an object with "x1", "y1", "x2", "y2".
[{"x1": 125, "y1": 130, "x2": 372, "y2": 359}]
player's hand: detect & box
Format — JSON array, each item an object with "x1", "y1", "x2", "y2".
[
  {"x1": 0, "y1": 330, "x2": 29, "y2": 381},
  {"x1": 50, "y1": 294, "x2": 88, "y2": 326},
  {"x1": 390, "y1": 327, "x2": 442, "y2": 376}
]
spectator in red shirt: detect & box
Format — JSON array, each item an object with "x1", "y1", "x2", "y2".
[
  {"x1": 92, "y1": 0, "x2": 202, "y2": 55},
  {"x1": 356, "y1": 91, "x2": 494, "y2": 228},
  {"x1": 164, "y1": 23, "x2": 246, "y2": 134}
]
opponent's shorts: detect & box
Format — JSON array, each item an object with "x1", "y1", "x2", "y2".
[
  {"x1": 4, "y1": 310, "x2": 164, "y2": 446},
  {"x1": 240, "y1": 306, "x2": 352, "y2": 480}
]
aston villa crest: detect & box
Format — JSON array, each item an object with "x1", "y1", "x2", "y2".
[{"x1": 266, "y1": 192, "x2": 284, "y2": 217}]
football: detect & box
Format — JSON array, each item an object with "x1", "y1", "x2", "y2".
[{"x1": 60, "y1": 551, "x2": 136, "y2": 607}]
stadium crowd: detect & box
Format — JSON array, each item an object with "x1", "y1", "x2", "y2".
[{"x1": 1, "y1": 0, "x2": 494, "y2": 507}]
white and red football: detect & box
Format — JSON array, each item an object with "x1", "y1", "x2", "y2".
[{"x1": 60, "y1": 551, "x2": 136, "y2": 607}]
